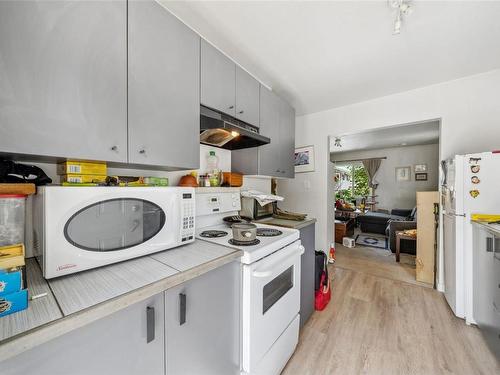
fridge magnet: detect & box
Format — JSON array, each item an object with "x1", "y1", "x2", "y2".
[
  {"x1": 469, "y1": 190, "x2": 480, "y2": 199},
  {"x1": 415, "y1": 172, "x2": 428, "y2": 181},
  {"x1": 471, "y1": 176, "x2": 480, "y2": 184},
  {"x1": 471, "y1": 165, "x2": 480, "y2": 173},
  {"x1": 469, "y1": 157, "x2": 481, "y2": 164}
]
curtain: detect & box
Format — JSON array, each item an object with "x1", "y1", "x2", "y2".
[{"x1": 362, "y1": 159, "x2": 382, "y2": 189}]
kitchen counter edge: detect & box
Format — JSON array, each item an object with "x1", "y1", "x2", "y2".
[{"x1": 0, "y1": 246, "x2": 242, "y2": 362}]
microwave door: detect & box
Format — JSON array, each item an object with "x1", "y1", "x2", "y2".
[{"x1": 65, "y1": 198, "x2": 165, "y2": 252}]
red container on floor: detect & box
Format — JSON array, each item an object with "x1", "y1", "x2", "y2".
[{"x1": 315, "y1": 273, "x2": 331, "y2": 311}]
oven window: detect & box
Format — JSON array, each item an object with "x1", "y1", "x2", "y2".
[
  {"x1": 263, "y1": 266, "x2": 294, "y2": 314},
  {"x1": 64, "y1": 198, "x2": 166, "y2": 252}
]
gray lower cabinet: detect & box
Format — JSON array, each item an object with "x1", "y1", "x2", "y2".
[
  {"x1": 473, "y1": 226, "x2": 500, "y2": 357},
  {"x1": 128, "y1": 0, "x2": 200, "y2": 169},
  {"x1": 165, "y1": 261, "x2": 241, "y2": 375},
  {"x1": 201, "y1": 39, "x2": 236, "y2": 117},
  {"x1": 235, "y1": 66, "x2": 260, "y2": 125},
  {"x1": 232, "y1": 86, "x2": 295, "y2": 178},
  {"x1": 0, "y1": 0, "x2": 128, "y2": 163},
  {"x1": 3, "y1": 294, "x2": 165, "y2": 375},
  {"x1": 299, "y1": 223, "x2": 316, "y2": 328}
]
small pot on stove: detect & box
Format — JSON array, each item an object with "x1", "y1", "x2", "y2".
[{"x1": 231, "y1": 223, "x2": 257, "y2": 242}]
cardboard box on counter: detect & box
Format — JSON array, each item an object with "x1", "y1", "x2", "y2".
[
  {"x1": 0, "y1": 289, "x2": 28, "y2": 318},
  {"x1": 60, "y1": 174, "x2": 107, "y2": 184},
  {"x1": 57, "y1": 160, "x2": 107, "y2": 176}
]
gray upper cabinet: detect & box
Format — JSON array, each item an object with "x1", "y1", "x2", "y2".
[
  {"x1": 0, "y1": 0, "x2": 128, "y2": 162},
  {"x1": 3, "y1": 294, "x2": 165, "y2": 375},
  {"x1": 201, "y1": 40, "x2": 236, "y2": 117},
  {"x1": 279, "y1": 98, "x2": 296, "y2": 178},
  {"x1": 258, "y1": 87, "x2": 282, "y2": 176},
  {"x1": 235, "y1": 66, "x2": 260, "y2": 125},
  {"x1": 128, "y1": 1, "x2": 200, "y2": 169},
  {"x1": 165, "y1": 261, "x2": 240, "y2": 375},
  {"x1": 232, "y1": 86, "x2": 295, "y2": 178}
]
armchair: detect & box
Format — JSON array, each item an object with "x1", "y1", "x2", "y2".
[{"x1": 386, "y1": 219, "x2": 417, "y2": 255}]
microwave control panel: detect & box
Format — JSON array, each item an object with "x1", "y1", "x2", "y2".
[{"x1": 181, "y1": 193, "x2": 195, "y2": 242}]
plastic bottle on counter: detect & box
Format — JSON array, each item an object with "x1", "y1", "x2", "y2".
[
  {"x1": 207, "y1": 151, "x2": 219, "y2": 172},
  {"x1": 207, "y1": 151, "x2": 221, "y2": 186}
]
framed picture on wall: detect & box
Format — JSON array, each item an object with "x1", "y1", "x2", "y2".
[
  {"x1": 295, "y1": 145, "x2": 315, "y2": 173},
  {"x1": 415, "y1": 172, "x2": 428, "y2": 181},
  {"x1": 414, "y1": 164, "x2": 428, "y2": 172},
  {"x1": 395, "y1": 166, "x2": 411, "y2": 182}
]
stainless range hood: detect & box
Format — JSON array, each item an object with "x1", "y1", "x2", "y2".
[{"x1": 200, "y1": 106, "x2": 270, "y2": 150}]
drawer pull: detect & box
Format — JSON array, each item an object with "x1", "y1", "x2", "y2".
[
  {"x1": 146, "y1": 306, "x2": 155, "y2": 343},
  {"x1": 179, "y1": 293, "x2": 187, "y2": 325}
]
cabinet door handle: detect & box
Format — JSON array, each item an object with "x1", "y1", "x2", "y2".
[
  {"x1": 139, "y1": 149, "x2": 146, "y2": 154},
  {"x1": 111, "y1": 145, "x2": 118, "y2": 151},
  {"x1": 146, "y1": 306, "x2": 155, "y2": 343},
  {"x1": 486, "y1": 237, "x2": 493, "y2": 252},
  {"x1": 238, "y1": 110, "x2": 244, "y2": 114},
  {"x1": 179, "y1": 293, "x2": 186, "y2": 326},
  {"x1": 228, "y1": 105, "x2": 234, "y2": 109}
]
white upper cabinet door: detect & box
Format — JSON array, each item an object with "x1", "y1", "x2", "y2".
[
  {"x1": 128, "y1": 1, "x2": 200, "y2": 169},
  {"x1": 0, "y1": 0, "x2": 127, "y2": 162},
  {"x1": 201, "y1": 40, "x2": 236, "y2": 116},
  {"x1": 235, "y1": 66, "x2": 260, "y2": 125}
]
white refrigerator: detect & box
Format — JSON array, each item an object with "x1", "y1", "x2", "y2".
[{"x1": 442, "y1": 152, "x2": 500, "y2": 324}]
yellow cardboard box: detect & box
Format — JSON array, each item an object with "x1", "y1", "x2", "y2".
[
  {"x1": 60, "y1": 174, "x2": 107, "y2": 184},
  {"x1": 57, "y1": 161, "x2": 107, "y2": 176}
]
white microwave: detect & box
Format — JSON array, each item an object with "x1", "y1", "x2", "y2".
[{"x1": 33, "y1": 186, "x2": 195, "y2": 278}]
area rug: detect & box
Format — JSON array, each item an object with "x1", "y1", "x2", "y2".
[{"x1": 355, "y1": 233, "x2": 388, "y2": 250}]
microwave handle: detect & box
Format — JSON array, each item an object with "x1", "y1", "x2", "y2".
[{"x1": 252, "y1": 245, "x2": 304, "y2": 278}]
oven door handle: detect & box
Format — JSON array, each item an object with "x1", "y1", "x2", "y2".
[{"x1": 252, "y1": 245, "x2": 304, "y2": 278}]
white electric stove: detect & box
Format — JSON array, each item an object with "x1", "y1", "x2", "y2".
[
  {"x1": 196, "y1": 223, "x2": 300, "y2": 264},
  {"x1": 195, "y1": 188, "x2": 303, "y2": 375}
]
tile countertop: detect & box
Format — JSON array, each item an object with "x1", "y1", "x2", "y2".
[
  {"x1": 255, "y1": 217, "x2": 317, "y2": 230},
  {"x1": 0, "y1": 241, "x2": 242, "y2": 362}
]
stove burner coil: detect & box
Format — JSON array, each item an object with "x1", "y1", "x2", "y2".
[
  {"x1": 256, "y1": 228, "x2": 283, "y2": 237},
  {"x1": 228, "y1": 238, "x2": 261, "y2": 246},
  {"x1": 200, "y1": 230, "x2": 228, "y2": 238}
]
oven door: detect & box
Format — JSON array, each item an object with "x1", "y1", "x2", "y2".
[{"x1": 242, "y1": 240, "x2": 304, "y2": 372}]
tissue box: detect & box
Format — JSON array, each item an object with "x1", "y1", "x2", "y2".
[
  {"x1": 0, "y1": 270, "x2": 22, "y2": 297},
  {"x1": 0, "y1": 289, "x2": 28, "y2": 318}
]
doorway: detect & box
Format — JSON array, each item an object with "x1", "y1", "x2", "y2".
[{"x1": 328, "y1": 120, "x2": 441, "y2": 286}]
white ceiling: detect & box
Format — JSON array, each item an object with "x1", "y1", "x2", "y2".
[
  {"x1": 161, "y1": 1, "x2": 500, "y2": 116},
  {"x1": 329, "y1": 120, "x2": 440, "y2": 154}
]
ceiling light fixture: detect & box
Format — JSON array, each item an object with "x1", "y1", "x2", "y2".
[
  {"x1": 389, "y1": 0, "x2": 413, "y2": 35},
  {"x1": 334, "y1": 137, "x2": 342, "y2": 148}
]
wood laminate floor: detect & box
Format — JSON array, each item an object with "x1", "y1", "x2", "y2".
[
  {"x1": 282, "y1": 266, "x2": 499, "y2": 375},
  {"x1": 334, "y1": 241, "x2": 429, "y2": 287}
]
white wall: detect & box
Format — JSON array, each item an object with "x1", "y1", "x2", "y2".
[
  {"x1": 332, "y1": 143, "x2": 440, "y2": 212},
  {"x1": 279, "y1": 69, "x2": 500, "y2": 280}
]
